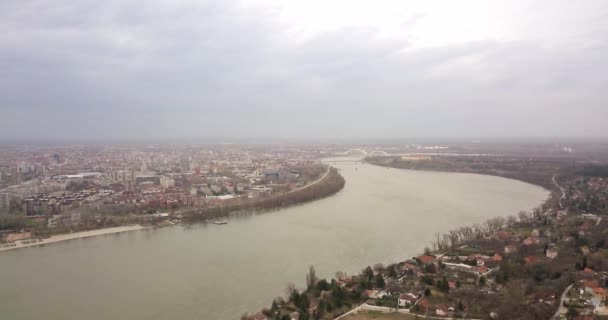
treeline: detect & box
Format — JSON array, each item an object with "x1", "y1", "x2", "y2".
[
  {"x1": 366, "y1": 156, "x2": 569, "y2": 190},
  {"x1": 183, "y1": 167, "x2": 345, "y2": 221},
  {"x1": 429, "y1": 210, "x2": 540, "y2": 252},
  {"x1": 578, "y1": 165, "x2": 608, "y2": 177}
]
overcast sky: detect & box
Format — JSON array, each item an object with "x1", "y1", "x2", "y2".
[{"x1": 1, "y1": 0, "x2": 607, "y2": 141}]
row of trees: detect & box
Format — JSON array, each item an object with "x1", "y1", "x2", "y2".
[{"x1": 185, "y1": 167, "x2": 345, "y2": 222}]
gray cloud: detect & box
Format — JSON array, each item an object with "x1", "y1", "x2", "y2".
[{"x1": 1, "y1": 0, "x2": 607, "y2": 140}]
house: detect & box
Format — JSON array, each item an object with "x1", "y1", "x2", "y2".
[
  {"x1": 594, "y1": 287, "x2": 608, "y2": 299},
  {"x1": 504, "y1": 245, "x2": 518, "y2": 254},
  {"x1": 289, "y1": 311, "x2": 299, "y2": 320},
  {"x1": 523, "y1": 237, "x2": 539, "y2": 246},
  {"x1": 417, "y1": 298, "x2": 433, "y2": 312},
  {"x1": 492, "y1": 253, "x2": 504, "y2": 262},
  {"x1": 417, "y1": 255, "x2": 435, "y2": 264},
  {"x1": 436, "y1": 308, "x2": 448, "y2": 316},
  {"x1": 546, "y1": 248, "x2": 558, "y2": 259},
  {"x1": 583, "y1": 280, "x2": 600, "y2": 294},
  {"x1": 398, "y1": 293, "x2": 418, "y2": 307},
  {"x1": 368, "y1": 290, "x2": 387, "y2": 299},
  {"x1": 496, "y1": 231, "x2": 511, "y2": 241},
  {"x1": 524, "y1": 255, "x2": 542, "y2": 265}
]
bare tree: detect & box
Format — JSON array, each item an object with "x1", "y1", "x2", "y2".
[
  {"x1": 506, "y1": 215, "x2": 517, "y2": 227},
  {"x1": 285, "y1": 282, "x2": 296, "y2": 298},
  {"x1": 448, "y1": 230, "x2": 459, "y2": 249}
]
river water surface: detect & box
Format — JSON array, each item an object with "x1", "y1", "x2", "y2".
[{"x1": 0, "y1": 159, "x2": 548, "y2": 319}]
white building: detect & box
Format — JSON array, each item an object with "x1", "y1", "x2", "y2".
[{"x1": 160, "y1": 176, "x2": 175, "y2": 190}]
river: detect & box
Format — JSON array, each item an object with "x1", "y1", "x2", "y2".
[{"x1": 0, "y1": 159, "x2": 549, "y2": 320}]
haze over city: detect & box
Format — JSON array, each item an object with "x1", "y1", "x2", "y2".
[{"x1": 2, "y1": 0, "x2": 608, "y2": 140}]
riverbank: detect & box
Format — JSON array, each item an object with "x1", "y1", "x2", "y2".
[{"x1": 0, "y1": 225, "x2": 146, "y2": 253}]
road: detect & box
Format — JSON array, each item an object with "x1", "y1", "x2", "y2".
[
  {"x1": 336, "y1": 303, "x2": 482, "y2": 320},
  {"x1": 553, "y1": 283, "x2": 573, "y2": 319},
  {"x1": 552, "y1": 175, "x2": 566, "y2": 209},
  {"x1": 286, "y1": 165, "x2": 331, "y2": 194}
]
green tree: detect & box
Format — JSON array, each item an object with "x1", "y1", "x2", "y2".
[
  {"x1": 363, "y1": 266, "x2": 374, "y2": 280},
  {"x1": 441, "y1": 277, "x2": 450, "y2": 292},
  {"x1": 316, "y1": 279, "x2": 329, "y2": 291},
  {"x1": 306, "y1": 265, "x2": 318, "y2": 290},
  {"x1": 317, "y1": 300, "x2": 325, "y2": 317},
  {"x1": 566, "y1": 307, "x2": 579, "y2": 319},
  {"x1": 375, "y1": 274, "x2": 386, "y2": 288}
]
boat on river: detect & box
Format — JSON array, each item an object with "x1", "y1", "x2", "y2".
[{"x1": 212, "y1": 220, "x2": 228, "y2": 225}]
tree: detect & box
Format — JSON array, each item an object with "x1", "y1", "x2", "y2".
[
  {"x1": 317, "y1": 300, "x2": 326, "y2": 317},
  {"x1": 479, "y1": 276, "x2": 486, "y2": 286},
  {"x1": 298, "y1": 294, "x2": 310, "y2": 312},
  {"x1": 316, "y1": 279, "x2": 329, "y2": 291},
  {"x1": 566, "y1": 307, "x2": 579, "y2": 319},
  {"x1": 286, "y1": 283, "x2": 296, "y2": 298},
  {"x1": 455, "y1": 280, "x2": 461, "y2": 288},
  {"x1": 306, "y1": 265, "x2": 318, "y2": 289},
  {"x1": 441, "y1": 277, "x2": 450, "y2": 292},
  {"x1": 375, "y1": 274, "x2": 386, "y2": 288},
  {"x1": 271, "y1": 300, "x2": 278, "y2": 312},
  {"x1": 387, "y1": 265, "x2": 398, "y2": 278},
  {"x1": 424, "y1": 288, "x2": 431, "y2": 296},
  {"x1": 458, "y1": 300, "x2": 464, "y2": 311},
  {"x1": 582, "y1": 256, "x2": 588, "y2": 270}
]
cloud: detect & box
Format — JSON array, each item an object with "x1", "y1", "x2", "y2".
[{"x1": 0, "y1": 0, "x2": 607, "y2": 140}]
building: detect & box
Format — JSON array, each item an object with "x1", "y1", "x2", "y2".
[
  {"x1": 110, "y1": 170, "x2": 135, "y2": 184},
  {"x1": 398, "y1": 293, "x2": 418, "y2": 308},
  {"x1": 0, "y1": 193, "x2": 9, "y2": 214},
  {"x1": 546, "y1": 247, "x2": 558, "y2": 259},
  {"x1": 160, "y1": 176, "x2": 175, "y2": 190}
]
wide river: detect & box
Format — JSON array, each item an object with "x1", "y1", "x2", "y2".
[{"x1": 0, "y1": 159, "x2": 548, "y2": 320}]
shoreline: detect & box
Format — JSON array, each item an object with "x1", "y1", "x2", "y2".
[
  {"x1": 0, "y1": 165, "x2": 343, "y2": 254},
  {"x1": 0, "y1": 225, "x2": 146, "y2": 253}
]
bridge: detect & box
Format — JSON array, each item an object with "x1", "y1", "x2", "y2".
[{"x1": 341, "y1": 149, "x2": 390, "y2": 156}]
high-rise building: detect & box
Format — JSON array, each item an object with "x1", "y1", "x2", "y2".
[{"x1": 0, "y1": 193, "x2": 10, "y2": 214}]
